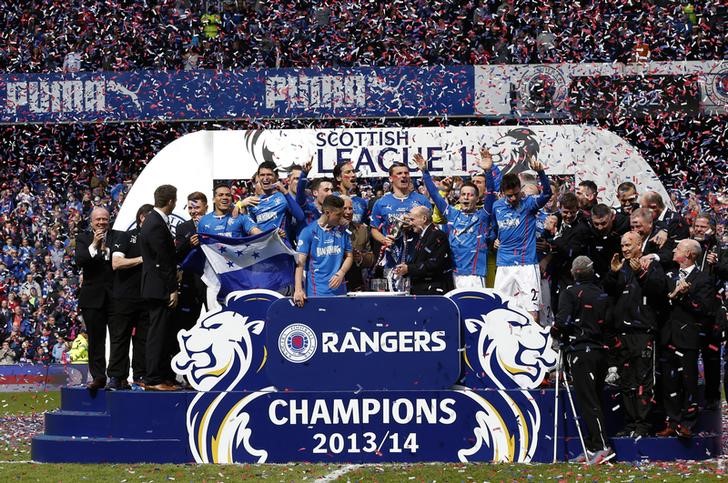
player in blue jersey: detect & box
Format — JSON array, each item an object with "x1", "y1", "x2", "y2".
[
  {"x1": 241, "y1": 161, "x2": 305, "y2": 239},
  {"x1": 333, "y1": 161, "x2": 369, "y2": 225},
  {"x1": 293, "y1": 195, "x2": 353, "y2": 306},
  {"x1": 197, "y1": 183, "x2": 260, "y2": 238},
  {"x1": 370, "y1": 162, "x2": 430, "y2": 292},
  {"x1": 294, "y1": 161, "x2": 334, "y2": 226},
  {"x1": 413, "y1": 148, "x2": 497, "y2": 289},
  {"x1": 491, "y1": 155, "x2": 552, "y2": 322}
]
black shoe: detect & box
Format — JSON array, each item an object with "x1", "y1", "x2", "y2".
[
  {"x1": 106, "y1": 377, "x2": 125, "y2": 391},
  {"x1": 86, "y1": 377, "x2": 107, "y2": 390},
  {"x1": 705, "y1": 400, "x2": 720, "y2": 411}
]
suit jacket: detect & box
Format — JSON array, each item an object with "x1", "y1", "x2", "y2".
[
  {"x1": 406, "y1": 224, "x2": 454, "y2": 295},
  {"x1": 74, "y1": 230, "x2": 113, "y2": 309},
  {"x1": 655, "y1": 209, "x2": 690, "y2": 244},
  {"x1": 660, "y1": 266, "x2": 714, "y2": 350},
  {"x1": 643, "y1": 228, "x2": 675, "y2": 271},
  {"x1": 139, "y1": 209, "x2": 177, "y2": 301},
  {"x1": 175, "y1": 219, "x2": 206, "y2": 307}
]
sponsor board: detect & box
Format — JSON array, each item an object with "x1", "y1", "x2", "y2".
[
  {"x1": 265, "y1": 296, "x2": 460, "y2": 390},
  {"x1": 3, "y1": 61, "x2": 723, "y2": 123}
]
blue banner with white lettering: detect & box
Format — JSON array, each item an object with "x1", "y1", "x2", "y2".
[
  {"x1": 266, "y1": 296, "x2": 461, "y2": 391},
  {"x1": 1, "y1": 66, "x2": 474, "y2": 123}
]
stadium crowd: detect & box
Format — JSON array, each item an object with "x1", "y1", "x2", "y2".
[{"x1": 1, "y1": 0, "x2": 725, "y2": 72}]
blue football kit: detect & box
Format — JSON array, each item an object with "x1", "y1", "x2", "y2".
[
  {"x1": 197, "y1": 212, "x2": 257, "y2": 237},
  {"x1": 248, "y1": 191, "x2": 305, "y2": 234},
  {"x1": 297, "y1": 222, "x2": 352, "y2": 296},
  {"x1": 492, "y1": 170, "x2": 552, "y2": 267},
  {"x1": 422, "y1": 170, "x2": 496, "y2": 277}
]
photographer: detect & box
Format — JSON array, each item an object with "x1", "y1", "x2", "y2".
[{"x1": 552, "y1": 256, "x2": 614, "y2": 464}]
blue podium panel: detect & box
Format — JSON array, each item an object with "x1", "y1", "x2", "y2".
[
  {"x1": 33, "y1": 386, "x2": 722, "y2": 464},
  {"x1": 184, "y1": 388, "x2": 549, "y2": 464},
  {"x1": 265, "y1": 296, "x2": 461, "y2": 391}
]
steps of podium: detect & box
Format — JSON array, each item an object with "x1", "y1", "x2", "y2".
[
  {"x1": 33, "y1": 387, "x2": 722, "y2": 463},
  {"x1": 45, "y1": 410, "x2": 112, "y2": 437},
  {"x1": 32, "y1": 435, "x2": 189, "y2": 463}
]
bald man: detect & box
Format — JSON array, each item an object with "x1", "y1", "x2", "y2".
[
  {"x1": 74, "y1": 207, "x2": 114, "y2": 390},
  {"x1": 604, "y1": 230, "x2": 668, "y2": 438},
  {"x1": 394, "y1": 206, "x2": 453, "y2": 295},
  {"x1": 657, "y1": 239, "x2": 714, "y2": 439}
]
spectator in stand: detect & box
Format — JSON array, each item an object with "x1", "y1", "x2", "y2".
[
  {"x1": 51, "y1": 335, "x2": 69, "y2": 363},
  {"x1": 0, "y1": 340, "x2": 15, "y2": 364}
]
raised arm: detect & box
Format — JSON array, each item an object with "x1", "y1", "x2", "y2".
[
  {"x1": 530, "y1": 156, "x2": 552, "y2": 209},
  {"x1": 413, "y1": 153, "x2": 449, "y2": 215},
  {"x1": 479, "y1": 147, "x2": 497, "y2": 215},
  {"x1": 295, "y1": 165, "x2": 310, "y2": 207}
]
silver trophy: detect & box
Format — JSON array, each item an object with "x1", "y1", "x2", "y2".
[{"x1": 375, "y1": 214, "x2": 411, "y2": 293}]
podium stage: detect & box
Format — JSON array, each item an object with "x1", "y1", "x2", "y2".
[{"x1": 31, "y1": 290, "x2": 722, "y2": 463}]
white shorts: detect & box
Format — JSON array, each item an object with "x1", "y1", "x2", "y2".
[
  {"x1": 494, "y1": 264, "x2": 541, "y2": 313},
  {"x1": 453, "y1": 274, "x2": 486, "y2": 290}
]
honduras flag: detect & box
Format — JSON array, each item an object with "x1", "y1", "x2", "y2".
[{"x1": 186, "y1": 229, "x2": 296, "y2": 302}]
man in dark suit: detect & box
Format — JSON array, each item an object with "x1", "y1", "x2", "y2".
[
  {"x1": 393, "y1": 205, "x2": 453, "y2": 295},
  {"x1": 630, "y1": 208, "x2": 675, "y2": 271},
  {"x1": 175, "y1": 191, "x2": 208, "y2": 333},
  {"x1": 657, "y1": 239, "x2": 714, "y2": 438},
  {"x1": 640, "y1": 191, "x2": 690, "y2": 248},
  {"x1": 74, "y1": 207, "x2": 113, "y2": 390},
  {"x1": 139, "y1": 185, "x2": 179, "y2": 391},
  {"x1": 691, "y1": 213, "x2": 723, "y2": 409}
]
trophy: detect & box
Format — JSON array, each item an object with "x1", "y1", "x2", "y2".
[{"x1": 374, "y1": 214, "x2": 411, "y2": 293}]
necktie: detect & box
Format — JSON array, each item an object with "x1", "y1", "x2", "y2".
[{"x1": 679, "y1": 269, "x2": 688, "y2": 281}]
